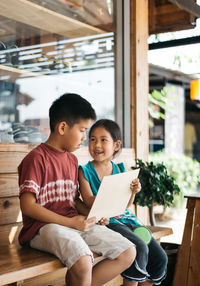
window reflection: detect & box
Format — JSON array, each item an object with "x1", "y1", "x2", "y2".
[{"x1": 0, "y1": 0, "x2": 115, "y2": 143}]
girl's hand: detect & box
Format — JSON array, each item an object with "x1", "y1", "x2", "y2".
[
  {"x1": 130, "y1": 178, "x2": 141, "y2": 194},
  {"x1": 97, "y1": 217, "x2": 109, "y2": 225}
]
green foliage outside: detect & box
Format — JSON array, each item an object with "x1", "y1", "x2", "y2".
[
  {"x1": 148, "y1": 88, "x2": 167, "y2": 127},
  {"x1": 149, "y1": 151, "x2": 200, "y2": 207},
  {"x1": 145, "y1": 86, "x2": 200, "y2": 215}
]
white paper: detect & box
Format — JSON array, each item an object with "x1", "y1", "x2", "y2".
[{"x1": 87, "y1": 169, "x2": 140, "y2": 221}]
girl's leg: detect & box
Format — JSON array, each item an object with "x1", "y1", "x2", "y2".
[
  {"x1": 66, "y1": 255, "x2": 92, "y2": 286},
  {"x1": 146, "y1": 237, "x2": 168, "y2": 284},
  {"x1": 91, "y1": 246, "x2": 136, "y2": 286},
  {"x1": 107, "y1": 223, "x2": 149, "y2": 282}
]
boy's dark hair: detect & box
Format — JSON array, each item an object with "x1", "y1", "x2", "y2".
[
  {"x1": 89, "y1": 119, "x2": 122, "y2": 157},
  {"x1": 49, "y1": 93, "x2": 96, "y2": 132}
]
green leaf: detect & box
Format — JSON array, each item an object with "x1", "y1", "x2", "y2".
[{"x1": 132, "y1": 158, "x2": 181, "y2": 208}]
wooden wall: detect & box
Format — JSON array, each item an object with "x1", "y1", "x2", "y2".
[
  {"x1": 0, "y1": 143, "x2": 33, "y2": 246},
  {"x1": 0, "y1": 143, "x2": 136, "y2": 246}
]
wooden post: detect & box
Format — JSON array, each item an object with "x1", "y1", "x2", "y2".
[
  {"x1": 130, "y1": 0, "x2": 149, "y2": 224},
  {"x1": 173, "y1": 198, "x2": 195, "y2": 286},
  {"x1": 130, "y1": 0, "x2": 149, "y2": 162}
]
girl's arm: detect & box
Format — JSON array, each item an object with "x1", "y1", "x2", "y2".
[
  {"x1": 127, "y1": 178, "x2": 141, "y2": 208},
  {"x1": 78, "y1": 168, "x2": 96, "y2": 208}
]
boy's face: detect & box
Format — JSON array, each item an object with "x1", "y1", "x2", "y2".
[{"x1": 63, "y1": 119, "x2": 92, "y2": 152}]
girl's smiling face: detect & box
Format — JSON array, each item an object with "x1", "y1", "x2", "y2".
[{"x1": 89, "y1": 126, "x2": 121, "y2": 162}]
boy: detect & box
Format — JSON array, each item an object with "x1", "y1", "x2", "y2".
[{"x1": 18, "y1": 93, "x2": 136, "y2": 286}]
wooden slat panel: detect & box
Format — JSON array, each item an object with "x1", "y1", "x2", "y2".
[
  {"x1": 0, "y1": 222, "x2": 22, "y2": 246},
  {"x1": 0, "y1": 0, "x2": 104, "y2": 39},
  {"x1": 73, "y1": 146, "x2": 92, "y2": 165},
  {"x1": 0, "y1": 143, "x2": 34, "y2": 152},
  {"x1": 0, "y1": 173, "x2": 18, "y2": 197},
  {"x1": 113, "y1": 148, "x2": 135, "y2": 170},
  {"x1": 74, "y1": 147, "x2": 135, "y2": 167},
  {"x1": 0, "y1": 152, "x2": 28, "y2": 173},
  {"x1": 0, "y1": 197, "x2": 22, "y2": 225}
]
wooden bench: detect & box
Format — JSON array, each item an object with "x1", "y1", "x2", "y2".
[{"x1": 0, "y1": 143, "x2": 173, "y2": 286}]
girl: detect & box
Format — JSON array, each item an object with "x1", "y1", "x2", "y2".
[{"x1": 78, "y1": 119, "x2": 168, "y2": 286}]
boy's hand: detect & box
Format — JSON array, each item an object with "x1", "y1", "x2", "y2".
[
  {"x1": 70, "y1": 215, "x2": 96, "y2": 231},
  {"x1": 97, "y1": 217, "x2": 109, "y2": 225},
  {"x1": 130, "y1": 178, "x2": 141, "y2": 194}
]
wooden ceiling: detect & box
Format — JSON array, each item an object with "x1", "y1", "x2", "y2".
[
  {"x1": 149, "y1": 0, "x2": 197, "y2": 34},
  {"x1": 0, "y1": 0, "x2": 197, "y2": 46}
]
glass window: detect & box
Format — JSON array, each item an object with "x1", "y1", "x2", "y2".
[{"x1": 0, "y1": 0, "x2": 115, "y2": 143}]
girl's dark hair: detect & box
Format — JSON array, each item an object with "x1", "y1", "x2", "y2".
[
  {"x1": 89, "y1": 119, "x2": 122, "y2": 157},
  {"x1": 49, "y1": 93, "x2": 96, "y2": 132}
]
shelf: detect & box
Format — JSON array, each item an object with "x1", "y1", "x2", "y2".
[
  {"x1": 0, "y1": 0, "x2": 105, "y2": 39},
  {"x1": 0, "y1": 64, "x2": 43, "y2": 81}
]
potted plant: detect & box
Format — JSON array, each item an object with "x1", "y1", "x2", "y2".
[{"x1": 132, "y1": 159, "x2": 180, "y2": 226}]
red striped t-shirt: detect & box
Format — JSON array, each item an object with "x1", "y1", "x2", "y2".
[{"x1": 18, "y1": 143, "x2": 79, "y2": 245}]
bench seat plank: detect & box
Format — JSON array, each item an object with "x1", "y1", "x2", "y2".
[
  {"x1": 148, "y1": 226, "x2": 173, "y2": 241},
  {"x1": 0, "y1": 245, "x2": 63, "y2": 285},
  {"x1": 0, "y1": 226, "x2": 173, "y2": 285},
  {"x1": 0, "y1": 244, "x2": 103, "y2": 286}
]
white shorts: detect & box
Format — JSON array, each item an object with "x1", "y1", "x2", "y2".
[{"x1": 30, "y1": 223, "x2": 134, "y2": 269}]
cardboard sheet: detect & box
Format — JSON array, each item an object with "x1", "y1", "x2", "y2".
[{"x1": 87, "y1": 169, "x2": 140, "y2": 221}]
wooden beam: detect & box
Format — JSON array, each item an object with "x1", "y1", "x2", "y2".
[
  {"x1": 0, "y1": 0, "x2": 105, "y2": 39},
  {"x1": 130, "y1": 0, "x2": 149, "y2": 161},
  {"x1": 149, "y1": 0, "x2": 155, "y2": 35}
]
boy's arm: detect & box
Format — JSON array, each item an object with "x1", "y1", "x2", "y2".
[
  {"x1": 20, "y1": 192, "x2": 96, "y2": 231},
  {"x1": 78, "y1": 168, "x2": 95, "y2": 208},
  {"x1": 75, "y1": 197, "x2": 90, "y2": 216}
]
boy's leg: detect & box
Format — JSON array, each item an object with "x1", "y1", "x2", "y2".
[
  {"x1": 91, "y1": 246, "x2": 136, "y2": 286},
  {"x1": 123, "y1": 279, "x2": 138, "y2": 286},
  {"x1": 83, "y1": 225, "x2": 136, "y2": 286},
  {"x1": 66, "y1": 255, "x2": 92, "y2": 286},
  {"x1": 30, "y1": 224, "x2": 94, "y2": 286},
  {"x1": 138, "y1": 282, "x2": 153, "y2": 286}
]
